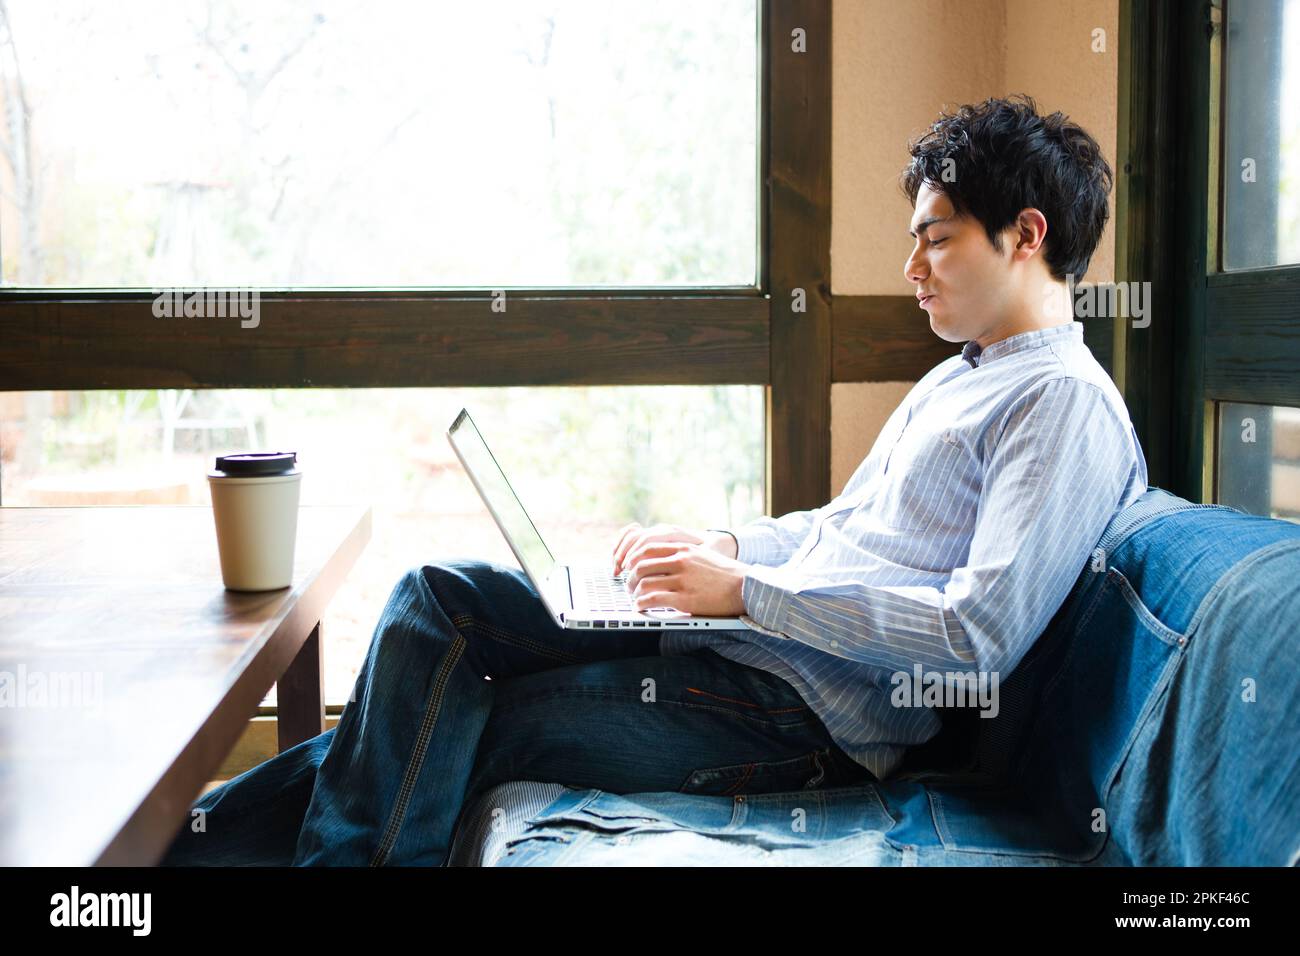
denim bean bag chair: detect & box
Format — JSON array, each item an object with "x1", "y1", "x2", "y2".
[{"x1": 448, "y1": 488, "x2": 1300, "y2": 866}]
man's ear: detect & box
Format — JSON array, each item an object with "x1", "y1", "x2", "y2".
[{"x1": 1012, "y1": 208, "x2": 1049, "y2": 261}]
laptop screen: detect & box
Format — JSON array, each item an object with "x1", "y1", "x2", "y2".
[{"x1": 446, "y1": 409, "x2": 557, "y2": 587}]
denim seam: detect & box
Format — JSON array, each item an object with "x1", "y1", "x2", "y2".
[
  {"x1": 728, "y1": 794, "x2": 749, "y2": 830},
  {"x1": 537, "y1": 801, "x2": 908, "y2": 860},
  {"x1": 808, "y1": 749, "x2": 827, "y2": 788},
  {"x1": 1040, "y1": 564, "x2": 1185, "y2": 712},
  {"x1": 679, "y1": 748, "x2": 824, "y2": 795},
  {"x1": 1047, "y1": 565, "x2": 1175, "y2": 701},
  {"x1": 654, "y1": 696, "x2": 824, "y2": 730},
  {"x1": 967, "y1": 535, "x2": 1293, "y2": 865},
  {"x1": 1096, "y1": 497, "x2": 1239, "y2": 554},
  {"x1": 926, "y1": 787, "x2": 1108, "y2": 862},
  {"x1": 866, "y1": 784, "x2": 898, "y2": 830},
  {"x1": 1088, "y1": 541, "x2": 1300, "y2": 861},
  {"x1": 1113, "y1": 572, "x2": 1185, "y2": 646},
  {"x1": 528, "y1": 789, "x2": 678, "y2": 862},
  {"x1": 683, "y1": 684, "x2": 810, "y2": 714},
  {"x1": 459, "y1": 618, "x2": 576, "y2": 662},
  {"x1": 449, "y1": 614, "x2": 582, "y2": 665},
  {"x1": 514, "y1": 827, "x2": 592, "y2": 868},
  {"x1": 498, "y1": 833, "x2": 572, "y2": 866},
  {"x1": 525, "y1": 788, "x2": 603, "y2": 826},
  {"x1": 789, "y1": 788, "x2": 825, "y2": 840},
  {"x1": 1099, "y1": 644, "x2": 1185, "y2": 802},
  {"x1": 723, "y1": 765, "x2": 755, "y2": 795},
  {"x1": 1071, "y1": 569, "x2": 1117, "y2": 641},
  {"x1": 370, "y1": 633, "x2": 467, "y2": 867},
  {"x1": 1181, "y1": 538, "x2": 1300, "y2": 638},
  {"x1": 745, "y1": 780, "x2": 880, "y2": 806},
  {"x1": 488, "y1": 688, "x2": 820, "y2": 731},
  {"x1": 546, "y1": 827, "x2": 596, "y2": 865},
  {"x1": 1017, "y1": 567, "x2": 1176, "y2": 787},
  {"x1": 519, "y1": 789, "x2": 603, "y2": 832}
]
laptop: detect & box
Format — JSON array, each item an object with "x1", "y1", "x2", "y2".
[{"x1": 446, "y1": 408, "x2": 753, "y2": 631}]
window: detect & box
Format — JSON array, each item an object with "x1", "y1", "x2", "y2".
[
  {"x1": 0, "y1": 0, "x2": 777, "y2": 711},
  {"x1": 1128, "y1": 0, "x2": 1300, "y2": 506},
  {"x1": 1217, "y1": 402, "x2": 1300, "y2": 522},
  {"x1": 1221, "y1": 0, "x2": 1300, "y2": 270},
  {"x1": 0, "y1": 386, "x2": 765, "y2": 703},
  {"x1": 1206, "y1": 0, "x2": 1300, "y2": 514},
  {"x1": 0, "y1": 0, "x2": 760, "y2": 288}
]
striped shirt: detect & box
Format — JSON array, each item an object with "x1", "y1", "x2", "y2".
[{"x1": 660, "y1": 321, "x2": 1149, "y2": 780}]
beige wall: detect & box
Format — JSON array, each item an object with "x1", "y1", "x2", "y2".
[
  {"x1": 1005, "y1": 0, "x2": 1119, "y2": 286},
  {"x1": 828, "y1": 0, "x2": 1119, "y2": 493}
]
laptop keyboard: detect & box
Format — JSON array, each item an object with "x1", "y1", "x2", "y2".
[{"x1": 582, "y1": 568, "x2": 636, "y2": 612}]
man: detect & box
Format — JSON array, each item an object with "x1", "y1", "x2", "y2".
[{"x1": 162, "y1": 94, "x2": 1147, "y2": 866}]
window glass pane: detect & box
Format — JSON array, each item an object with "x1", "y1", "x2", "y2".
[
  {"x1": 0, "y1": 0, "x2": 759, "y2": 288},
  {"x1": 1222, "y1": 0, "x2": 1300, "y2": 270},
  {"x1": 0, "y1": 386, "x2": 765, "y2": 703},
  {"x1": 1216, "y1": 401, "x2": 1300, "y2": 523}
]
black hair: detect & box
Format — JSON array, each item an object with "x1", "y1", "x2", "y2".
[{"x1": 900, "y1": 94, "x2": 1113, "y2": 282}]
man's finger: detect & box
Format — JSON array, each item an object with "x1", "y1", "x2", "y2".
[
  {"x1": 617, "y1": 530, "x2": 655, "y2": 573},
  {"x1": 633, "y1": 573, "x2": 679, "y2": 597},
  {"x1": 611, "y1": 524, "x2": 643, "y2": 570},
  {"x1": 634, "y1": 590, "x2": 679, "y2": 611},
  {"x1": 624, "y1": 541, "x2": 687, "y2": 576},
  {"x1": 612, "y1": 523, "x2": 640, "y2": 556},
  {"x1": 627, "y1": 558, "x2": 682, "y2": 593}
]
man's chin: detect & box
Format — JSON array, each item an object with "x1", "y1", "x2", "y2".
[{"x1": 927, "y1": 310, "x2": 965, "y2": 343}]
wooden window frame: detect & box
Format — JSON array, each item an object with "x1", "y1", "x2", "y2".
[
  {"x1": 0, "y1": 0, "x2": 959, "y2": 516},
  {"x1": 1117, "y1": 0, "x2": 1300, "y2": 501}
]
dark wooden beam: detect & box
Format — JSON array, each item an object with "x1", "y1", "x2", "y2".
[
  {"x1": 1115, "y1": 0, "x2": 1178, "y2": 490},
  {"x1": 1166, "y1": 0, "x2": 1214, "y2": 502},
  {"x1": 831, "y1": 295, "x2": 956, "y2": 382},
  {"x1": 766, "y1": 0, "x2": 832, "y2": 513},
  {"x1": 0, "y1": 294, "x2": 768, "y2": 390},
  {"x1": 277, "y1": 622, "x2": 325, "y2": 752},
  {"x1": 1205, "y1": 266, "x2": 1300, "y2": 408}
]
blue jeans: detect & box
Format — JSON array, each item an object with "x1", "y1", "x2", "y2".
[{"x1": 160, "y1": 559, "x2": 873, "y2": 866}]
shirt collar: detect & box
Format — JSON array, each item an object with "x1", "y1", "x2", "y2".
[{"x1": 961, "y1": 321, "x2": 1084, "y2": 368}]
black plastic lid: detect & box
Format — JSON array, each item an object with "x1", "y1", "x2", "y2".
[{"x1": 213, "y1": 452, "x2": 298, "y2": 477}]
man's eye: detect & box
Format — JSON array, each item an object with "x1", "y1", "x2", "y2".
[{"x1": 929, "y1": 236, "x2": 947, "y2": 245}]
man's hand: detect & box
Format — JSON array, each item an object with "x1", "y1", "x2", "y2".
[
  {"x1": 620, "y1": 540, "x2": 750, "y2": 618},
  {"x1": 611, "y1": 522, "x2": 737, "y2": 575}
]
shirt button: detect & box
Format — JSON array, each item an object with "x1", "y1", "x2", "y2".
[{"x1": 829, "y1": 639, "x2": 839, "y2": 648}]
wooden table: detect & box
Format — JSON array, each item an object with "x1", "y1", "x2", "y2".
[{"x1": 0, "y1": 505, "x2": 371, "y2": 866}]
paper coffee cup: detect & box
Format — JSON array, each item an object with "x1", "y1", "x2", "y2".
[{"x1": 207, "y1": 452, "x2": 302, "y2": 591}]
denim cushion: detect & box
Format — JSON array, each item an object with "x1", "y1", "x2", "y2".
[
  {"x1": 452, "y1": 488, "x2": 1300, "y2": 866},
  {"x1": 879, "y1": 489, "x2": 1300, "y2": 864}
]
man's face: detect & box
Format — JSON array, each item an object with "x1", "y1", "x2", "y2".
[{"x1": 904, "y1": 182, "x2": 1016, "y2": 345}]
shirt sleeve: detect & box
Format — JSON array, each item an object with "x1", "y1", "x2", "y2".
[
  {"x1": 725, "y1": 422, "x2": 893, "y2": 568},
  {"x1": 737, "y1": 377, "x2": 1138, "y2": 677},
  {"x1": 725, "y1": 463, "x2": 874, "y2": 567},
  {"x1": 725, "y1": 508, "x2": 829, "y2": 567}
]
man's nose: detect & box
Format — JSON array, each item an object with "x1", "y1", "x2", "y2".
[{"x1": 904, "y1": 246, "x2": 928, "y2": 285}]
